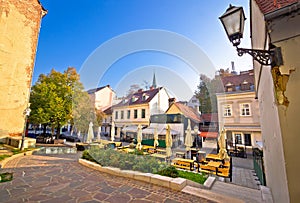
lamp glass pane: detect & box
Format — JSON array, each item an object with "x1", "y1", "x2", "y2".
[{"x1": 221, "y1": 10, "x2": 242, "y2": 37}]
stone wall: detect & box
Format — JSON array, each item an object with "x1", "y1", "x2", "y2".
[{"x1": 0, "y1": 0, "x2": 46, "y2": 137}]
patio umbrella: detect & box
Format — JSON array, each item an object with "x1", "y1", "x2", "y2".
[
  {"x1": 111, "y1": 121, "x2": 115, "y2": 141},
  {"x1": 184, "y1": 119, "x2": 193, "y2": 158},
  {"x1": 218, "y1": 127, "x2": 229, "y2": 160},
  {"x1": 86, "y1": 122, "x2": 94, "y2": 143},
  {"x1": 136, "y1": 124, "x2": 143, "y2": 150},
  {"x1": 153, "y1": 125, "x2": 159, "y2": 148},
  {"x1": 97, "y1": 126, "x2": 101, "y2": 141},
  {"x1": 165, "y1": 124, "x2": 172, "y2": 157}
]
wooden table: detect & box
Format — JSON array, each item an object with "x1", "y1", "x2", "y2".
[
  {"x1": 172, "y1": 158, "x2": 194, "y2": 171},
  {"x1": 207, "y1": 161, "x2": 221, "y2": 168},
  {"x1": 206, "y1": 154, "x2": 223, "y2": 162}
]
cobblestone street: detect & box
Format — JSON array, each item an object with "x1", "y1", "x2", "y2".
[{"x1": 0, "y1": 153, "x2": 215, "y2": 203}]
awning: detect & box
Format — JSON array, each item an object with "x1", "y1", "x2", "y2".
[
  {"x1": 122, "y1": 125, "x2": 138, "y2": 133},
  {"x1": 224, "y1": 125, "x2": 261, "y2": 132},
  {"x1": 199, "y1": 132, "x2": 218, "y2": 138},
  {"x1": 142, "y1": 124, "x2": 180, "y2": 135}
]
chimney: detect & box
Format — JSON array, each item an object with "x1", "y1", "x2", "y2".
[{"x1": 168, "y1": 98, "x2": 176, "y2": 106}]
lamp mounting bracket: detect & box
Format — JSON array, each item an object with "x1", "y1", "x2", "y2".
[{"x1": 236, "y1": 47, "x2": 283, "y2": 66}]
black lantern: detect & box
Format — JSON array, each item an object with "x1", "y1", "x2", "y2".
[
  {"x1": 219, "y1": 4, "x2": 283, "y2": 66},
  {"x1": 219, "y1": 4, "x2": 246, "y2": 47}
]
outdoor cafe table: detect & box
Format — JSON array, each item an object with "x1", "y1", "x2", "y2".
[
  {"x1": 172, "y1": 158, "x2": 195, "y2": 171},
  {"x1": 206, "y1": 154, "x2": 223, "y2": 162},
  {"x1": 207, "y1": 161, "x2": 222, "y2": 168}
]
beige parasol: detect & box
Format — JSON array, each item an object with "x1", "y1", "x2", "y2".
[
  {"x1": 136, "y1": 124, "x2": 143, "y2": 150},
  {"x1": 218, "y1": 127, "x2": 229, "y2": 160},
  {"x1": 165, "y1": 124, "x2": 172, "y2": 157},
  {"x1": 153, "y1": 125, "x2": 159, "y2": 148},
  {"x1": 110, "y1": 121, "x2": 115, "y2": 141}
]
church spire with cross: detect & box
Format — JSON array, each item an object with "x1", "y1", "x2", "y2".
[{"x1": 152, "y1": 71, "x2": 157, "y2": 88}]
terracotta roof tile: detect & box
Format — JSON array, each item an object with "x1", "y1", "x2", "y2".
[
  {"x1": 173, "y1": 102, "x2": 201, "y2": 123},
  {"x1": 115, "y1": 87, "x2": 163, "y2": 107},
  {"x1": 221, "y1": 69, "x2": 255, "y2": 87},
  {"x1": 254, "y1": 0, "x2": 299, "y2": 14}
]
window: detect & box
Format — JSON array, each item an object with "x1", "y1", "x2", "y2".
[
  {"x1": 127, "y1": 110, "x2": 131, "y2": 119},
  {"x1": 244, "y1": 134, "x2": 251, "y2": 146},
  {"x1": 134, "y1": 109, "x2": 138, "y2": 119},
  {"x1": 121, "y1": 111, "x2": 124, "y2": 119},
  {"x1": 142, "y1": 94, "x2": 149, "y2": 101},
  {"x1": 235, "y1": 134, "x2": 242, "y2": 144},
  {"x1": 115, "y1": 111, "x2": 118, "y2": 119},
  {"x1": 223, "y1": 104, "x2": 232, "y2": 117},
  {"x1": 131, "y1": 96, "x2": 138, "y2": 102},
  {"x1": 240, "y1": 103, "x2": 251, "y2": 116},
  {"x1": 141, "y1": 109, "x2": 146, "y2": 118}
]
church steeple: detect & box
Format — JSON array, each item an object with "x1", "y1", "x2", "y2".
[{"x1": 152, "y1": 71, "x2": 157, "y2": 88}]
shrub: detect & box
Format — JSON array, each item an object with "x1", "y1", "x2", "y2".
[
  {"x1": 177, "y1": 170, "x2": 208, "y2": 184},
  {"x1": 157, "y1": 166, "x2": 179, "y2": 178},
  {"x1": 82, "y1": 147, "x2": 168, "y2": 173}
]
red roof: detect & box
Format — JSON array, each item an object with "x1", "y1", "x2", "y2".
[
  {"x1": 199, "y1": 132, "x2": 218, "y2": 138},
  {"x1": 115, "y1": 87, "x2": 163, "y2": 107},
  {"x1": 201, "y1": 113, "x2": 218, "y2": 123},
  {"x1": 254, "y1": 0, "x2": 299, "y2": 14},
  {"x1": 173, "y1": 102, "x2": 201, "y2": 123},
  {"x1": 221, "y1": 69, "x2": 255, "y2": 87}
]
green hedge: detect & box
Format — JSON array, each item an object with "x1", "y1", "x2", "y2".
[{"x1": 82, "y1": 147, "x2": 207, "y2": 184}]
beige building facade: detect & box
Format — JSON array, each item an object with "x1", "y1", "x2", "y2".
[
  {"x1": 87, "y1": 85, "x2": 115, "y2": 111},
  {"x1": 0, "y1": 0, "x2": 46, "y2": 137},
  {"x1": 251, "y1": 1, "x2": 300, "y2": 202}
]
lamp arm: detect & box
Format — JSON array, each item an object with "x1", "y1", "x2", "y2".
[{"x1": 236, "y1": 47, "x2": 274, "y2": 66}]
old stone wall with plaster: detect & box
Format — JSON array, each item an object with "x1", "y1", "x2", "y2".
[{"x1": 0, "y1": 0, "x2": 45, "y2": 137}]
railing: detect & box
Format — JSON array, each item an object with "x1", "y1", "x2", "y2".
[{"x1": 253, "y1": 148, "x2": 266, "y2": 186}]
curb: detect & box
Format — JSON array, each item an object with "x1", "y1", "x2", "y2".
[
  {"x1": 78, "y1": 158, "x2": 244, "y2": 203},
  {"x1": 0, "y1": 148, "x2": 40, "y2": 169}
]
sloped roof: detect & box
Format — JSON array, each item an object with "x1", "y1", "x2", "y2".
[
  {"x1": 201, "y1": 113, "x2": 219, "y2": 123},
  {"x1": 103, "y1": 106, "x2": 112, "y2": 115},
  {"x1": 254, "y1": 0, "x2": 299, "y2": 14},
  {"x1": 171, "y1": 102, "x2": 201, "y2": 123},
  {"x1": 87, "y1": 85, "x2": 111, "y2": 94},
  {"x1": 114, "y1": 87, "x2": 163, "y2": 107},
  {"x1": 221, "y1": 69, "x2": 255, "y2": 87}
]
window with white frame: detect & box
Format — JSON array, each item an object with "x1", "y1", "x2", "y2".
[
  {"x1": 115, "y1": 111, "x2": 118, "y2": 119},
  {"x1": 121, "y1": 111, "x2": 124, "y2": 119},
  {"x1": 127, "y1": 110, "x2": 130, "y2": 119},
  {"x1": 235, "y1": 133, "x2": 242, "y2": 144},
  {"x1": 223, "y1": 104, "x2": 232, "y2": 117},
  {"x1": 240, "y1": 103, "x2": 251, "y2": 116}
]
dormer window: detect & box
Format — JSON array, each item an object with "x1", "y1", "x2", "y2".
[
  {"x1": 131, "y1": 96, "x2": 138, "y2": 102},
  {"x1": 142, "y1": 93, "x2": 149, "y2": 101},
  {"x1": 241, "y1": 80, "x2": 250, "y2": 91},
  {"x1": 225, "y1": 82, "x2": 235, "y2": 92}
]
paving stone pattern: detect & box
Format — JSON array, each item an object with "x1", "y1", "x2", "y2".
[{"x1": 1, "y1": 153, "x2": 216, "y2": 203}]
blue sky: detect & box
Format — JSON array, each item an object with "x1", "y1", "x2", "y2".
[{"x1": 34, "y1": 0, "x2": 253, "y2": 101}]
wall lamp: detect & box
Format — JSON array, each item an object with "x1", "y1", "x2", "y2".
[{"x1": 219, "y1": 4, "x2": 283, "y2": 66}]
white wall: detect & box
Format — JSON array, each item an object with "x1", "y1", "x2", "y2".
[{"x1": 251, "y1": 1, "x2": 290, "y2": 202}]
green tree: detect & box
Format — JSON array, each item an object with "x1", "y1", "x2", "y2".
[
  {"x1": 195, "y1": 74, "x2": 224, "y2": 113},
  {"x1": 29, "y1": 67, "x2": 92, "y2": 136}
]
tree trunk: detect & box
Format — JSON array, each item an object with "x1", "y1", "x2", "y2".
[{"x1": 43, "y1": 124, "x2": 47, "y2": 134}]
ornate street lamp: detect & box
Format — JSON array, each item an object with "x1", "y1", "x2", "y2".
[
  {"x1": 219, "y1": 4, "x2": 283, "y2": 66},
  {"x1": 20, "y1": 103, "x2": 31, "y2": 150}
]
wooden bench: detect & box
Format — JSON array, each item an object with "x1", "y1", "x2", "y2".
[
  {"x1": 217, "y1": 167, "x2": 230, "y2": 177},
  {"x1": 171, "y1": 160, "x2": 191, "y2": 170}
]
